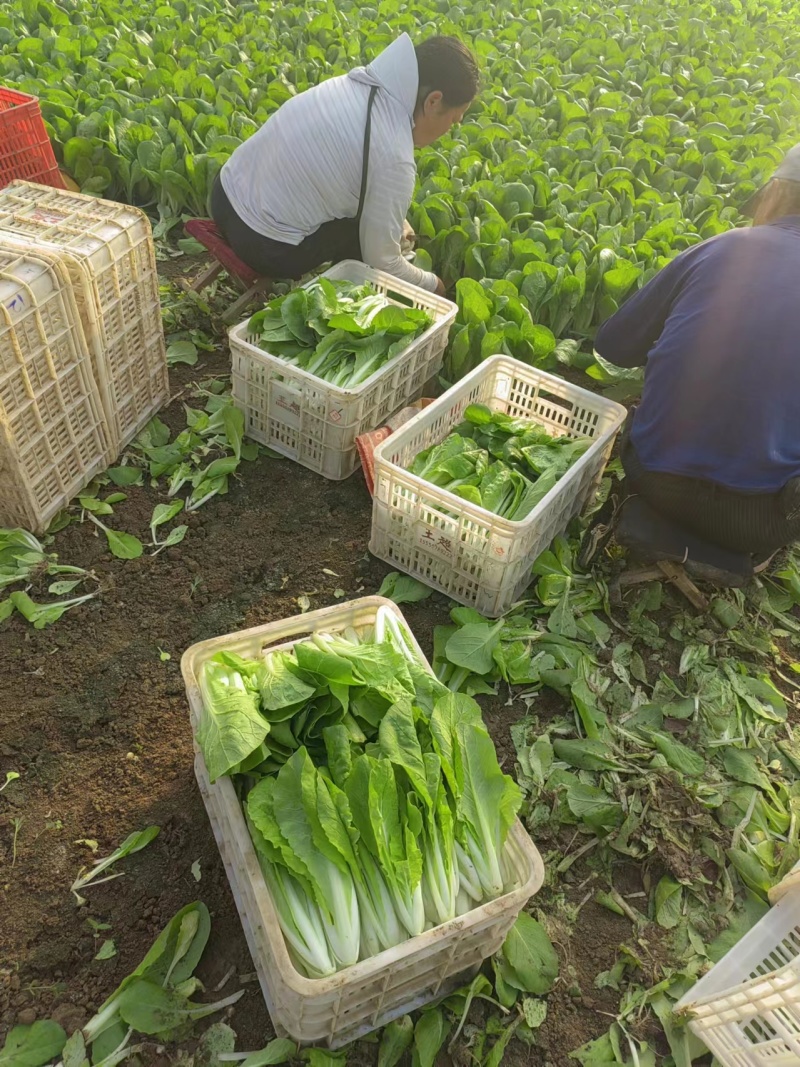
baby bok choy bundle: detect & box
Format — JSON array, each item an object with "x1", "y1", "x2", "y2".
[
  {"x1": 409, "y1": 403, "x2": 591, "y2": 521},
  {"x1": 248, "y1": 278, "x2": 432, "y2": 389},
  {"x1": 196, "y1": 607, "x2": 522, "y2": 977}
]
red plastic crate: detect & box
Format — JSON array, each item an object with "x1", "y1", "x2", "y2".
[{"x1": 0, "y1": 86, "x2": 66, "y2": 190}]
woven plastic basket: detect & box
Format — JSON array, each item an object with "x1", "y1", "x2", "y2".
[
  {"x1": 0, "y1": 245, "x2": 112, "y2": 532},
  {"x1": 0, "y1": 87, "x2": 65, "y2": 190},
  {"x1": 0, "y1": 181, "x2": 168, "y2": 449},
  {"x1": 229, "y1": 261, "x2": 456, "y2": 480},
  {"x1": 676, "y1": 864, "x2": 800, "y2": 1066},
  {"x1": 182, "y1": 596, "x2": 545, "y2": 1048},
  {"x1": 369, "y1": 355, "x2": 627, "y2": 617}
]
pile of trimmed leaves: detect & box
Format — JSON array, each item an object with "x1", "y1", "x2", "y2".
[
  {"x1": 409, "y1": 404, "x2": 590, "y2": 521},
  {"x1": 429, "y1": 520, "x2": 800, "y2": 1064},
  {"x1": 197, "y1": 607, "x2": 522, "y2": 977},
  {"x1": 249, "y1": 279, "x2": 432, "y2": 389}
]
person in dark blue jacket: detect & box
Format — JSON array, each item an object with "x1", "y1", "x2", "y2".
[{"x1": 595, "y1": 143, "x2": 800, "y2": 565}]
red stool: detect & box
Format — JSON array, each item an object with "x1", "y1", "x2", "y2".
[{"x1": 183, "y1": 218, "x2": 272, "y2": 323}]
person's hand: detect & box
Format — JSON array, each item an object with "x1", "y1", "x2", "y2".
[
  {"x1": 401, "y1": 219, "x2": 416, "y2": 255},
  {"x1": 434, "y1": 276, "x2": 446, "y2": 297}
]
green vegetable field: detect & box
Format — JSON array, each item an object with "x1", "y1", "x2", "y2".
[
  {"x1": 3, "y1": 0, "x2": 799, "y2": 376},
  {"x1": 1, "y1": 0, "x2": 800, "y2": 1065}
]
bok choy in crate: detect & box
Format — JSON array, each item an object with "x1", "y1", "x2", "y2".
[
  {"x1": 196, "y1": 606, "x2": 522, "y2": 977},
  {"x1": 409, "y1": 403, "x2": 591, "y2": 521},
  {"x1": 248, "y1": 279, "x2": 432, "y2": 389}
]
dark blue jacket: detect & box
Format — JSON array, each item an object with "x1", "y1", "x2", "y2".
[{"x1": 595, "y1": 216, "x2": 800, "y2": 492}]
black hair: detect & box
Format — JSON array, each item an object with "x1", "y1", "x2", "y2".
[{"x1": 414, "y1": 36, "x2": 479, "y2": 110}]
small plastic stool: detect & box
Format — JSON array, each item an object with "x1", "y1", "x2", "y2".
[{"x1": 183, "y1": 219, "x2": 272, "y2": 323}]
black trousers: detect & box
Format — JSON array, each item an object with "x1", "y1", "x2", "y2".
[
  {"x1": 210, "y1": 174, "x2": 362, "y2": 280},
  {"x1": 621, "y1": 434, "x2": 800, "y2": 558}
]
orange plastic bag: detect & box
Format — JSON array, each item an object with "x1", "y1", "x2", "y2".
[{"x1": 356, "y1": 399, "x2": 434, "y2": 495}]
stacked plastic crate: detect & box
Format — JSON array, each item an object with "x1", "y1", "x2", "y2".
[
  {"x1": 0, "y1": 87, "x2": 66, "y2": 191},
  {"x1": 0, "y1": 181, "x2": 169, "y2": 532}
]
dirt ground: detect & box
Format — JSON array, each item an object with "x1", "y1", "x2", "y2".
[{"x1": 0, "y1": 321, "x2": 651, "y2": 1065}]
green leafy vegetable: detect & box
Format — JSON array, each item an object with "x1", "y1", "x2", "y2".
[
  {"x1": 412, "y1": 1009, "x2": 450, "y2": 1067},
  {"x1": 83, "y1": 901, "x2": 214, "y2": 1058},
  {"x1": 198, "y1": 659, "x2": 270, "y2": 783},
  {"x1": 89, "y1": 516, "x2": 144, "y2": 560},
  {"x1": 0, "y1": 1020, "x2": 66, "y2": 1067},
  {"x1": 378, "y1": 572, "x2": 433, "y2": 605},
  {"x1": 203, "y1": 610, "x2": 520, "y2": 977},
  {"x1": 500, "y1": 913, "x2": 559, "y2": 995},
  {"x1": 95, "y1": 939, "x2": 118, "y2": 961},
  {"x1": 249, "y1": 279, "x2": 431, "y2": 389},
  {"x1": 377, "y1": 1015, "x2": 414, "y2": 1067},
  {"x1": 409, "y1": 406, "x2": 589, "y2": 521},
  {"x1": 166, "y1": 340, "x2": 199, "y2": 366},
  {"x1": 237, "y1": 1038, "x2": 298, "y2": 1067},
  {"x1": 71, "y1": 826, "x2": 160, "y2": 902}
]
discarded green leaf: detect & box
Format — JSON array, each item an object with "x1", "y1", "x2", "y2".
[
  {"x1": 238, "y1": 1039, "x2": 298, "y2": 1067},
  {"x1": 0, "y1": 1020, "x2": 67, "y2": 1067},
  {"x1": 60, "y1": 1029, "x2": 88, "y2": 1067},
  {"x1": 95, "y1": 939, "x2": 117, "y2": 960},
  {"x1": 89, "y1": 516, "x2": 144, "y2": 560},
  {"x1": 195, "y1": 1022, "x2": 237, "y2": 1067},
  {"x1": 650, "y1": 732, "x2": 705, "y2": 777},
  {"x1": 501, "y1": 912, "x2": 559, "y2": 995},
  {"x1": 79, "y1": 495, "x2": 114, "y2": 516},
  {"x1": 377, "y1": 1015, "x2": 414, "y2": 1067},
  {"x1": 654, "y1": 875, "x2": 683, "y2": 929},
  {"x1": 378, "y1": 572, "x2": 433, "y2": 605},
  {"x1": 302, "y1": 1051, "x2": 346, "y2": 1067},
  {"x1": 107, "y1": 467, "x2": 144, "y2": 487},
  {"x1": 71, "y1": 825, "x2": 160, "y2": 898},
  {"x1": 8, "y1": 590, "x2": 96, "y2": 628},
  {"x1": 166, "y1": 340, "x2": 199, "y2": 365},
  {"x1": 522, "y1": 997, "x2": 547, "y2": 1029},
  {"x1": 552, "y1": 738, "x2": 621, "y2": 771},
  {"x1": 150, "y1": 500, "x2": 184, "y2": 542},
  {"x1": 48, "y1": 579, "x2": 82, "y2": 595},
  {"x1": 445, "y1": 621, "x2": 504, "y2": 675},
  {"x1": 412, "y1": 1009, "x2": 450, "y2": 1067}
]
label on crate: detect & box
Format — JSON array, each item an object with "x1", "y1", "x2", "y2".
[
  {"x1": 415, "y1": 523, "x2": 456, "y2": 561},
  {"x1": 29, "y1": 210, "x2": 66, "y2": 226},
  {"x1": 3, "y1": 291, "x2": 26, "y2": 317},
  {"x1": 0, "y1": 283, "x2": 25, "y2": 315},
  {"x1": 270, "y1": 382, "x2": 302, "y2": 429},
  {"x1": 328, "y1": 407, "x2": 344, "y2": 423},
  {"x1": 487, "y1": 537, "x2": 508, "y2": 559}
]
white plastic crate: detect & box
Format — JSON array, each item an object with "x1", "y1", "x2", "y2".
[
  {"x1": 369, "y1": 355, "x2": 627, "y2": 617},
  {"x1": 676, "y1": 866, "x2": 800, "y2": 1066},
  {"x1": 0, "y1": 181, "x2": 168, "y2": 450},
  {"x1": 182, "y1": 596, "x2": 544, "y2": 1048},
  {"x1": 229, "y1": 261, "x2": 456, "y2": 480},
  {"x1": 0, "y1": 245, "x2": 113, "y2": 532}
]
